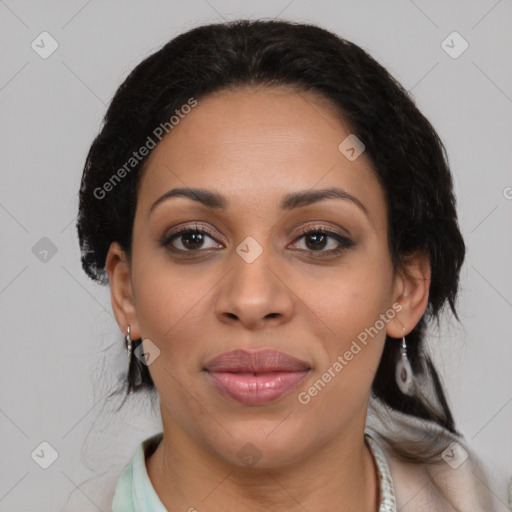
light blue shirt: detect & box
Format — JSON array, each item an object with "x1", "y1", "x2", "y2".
[
  {"x1": 111, "y1": 430, "x2": 396, "y2": 511},
  {"x1": 111, "y1": 432, "x2": 167, "y2": 512}
]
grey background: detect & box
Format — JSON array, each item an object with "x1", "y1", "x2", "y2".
[{"x1": 1, "y1": 0, "x2": 511, "y2": 510}]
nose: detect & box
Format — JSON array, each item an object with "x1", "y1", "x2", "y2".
[{"x1": 214, "y1": 246, "x2": 295, "y2": 330}]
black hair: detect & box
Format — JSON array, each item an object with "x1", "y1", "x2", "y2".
[{"x1": 77, "y1": 19, "x2": 466, "y2": 453}]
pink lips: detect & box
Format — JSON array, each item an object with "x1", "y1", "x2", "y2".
[{"x1": 204, "y1": 349, "x2": 310, "y2": 405}]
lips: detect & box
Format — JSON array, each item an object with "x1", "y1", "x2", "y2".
[{"x1": 203, "y1": 349, "x2": 311, "y2": 405}]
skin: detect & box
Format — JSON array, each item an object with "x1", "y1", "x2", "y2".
[{"x1": 106, "y1": 85, "x2": 430, "y2": 511}]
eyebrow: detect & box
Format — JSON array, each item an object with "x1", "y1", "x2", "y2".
[{"x1": 148, "y1": 186, "x2": 368, "y2": 218}]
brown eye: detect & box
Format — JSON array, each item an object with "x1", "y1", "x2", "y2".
[
  {"x1": 160, "y1": 224, "x2": 223, "y2": 253},
  {"x1": 291, "y1": 227, "x2": 354, "y2": 256}
]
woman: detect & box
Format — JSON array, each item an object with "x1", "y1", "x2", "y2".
[{"x1": 75, "y1": 19, "x2": 498, "y2": 511}]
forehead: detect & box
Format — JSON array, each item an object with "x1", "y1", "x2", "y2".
[{"x1": 136, "y1": 86, "x2": 386, "y2": 224}]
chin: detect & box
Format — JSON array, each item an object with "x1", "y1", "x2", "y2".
[{"x1": 206, "y1": 418, "x2": 316, "y2": 470}]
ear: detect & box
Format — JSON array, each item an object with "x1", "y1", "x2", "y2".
[
  {"x1": 105, "y1": 241, "x2": 141, "y2": 340},
  {"x1": 386, "y1": 251, "x2": 431, "y2": 338}
]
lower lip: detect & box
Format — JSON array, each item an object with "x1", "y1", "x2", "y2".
[{"x1": 206, "y1": 370, "x2": 309, "y2": 405}]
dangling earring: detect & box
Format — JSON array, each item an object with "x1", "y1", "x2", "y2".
[
  {"x1": 125, "y1": 325, "x2": 133, "y2": 356},
  {"x1": 395, "y1": 329, "x2": 415, "y2": 396}
]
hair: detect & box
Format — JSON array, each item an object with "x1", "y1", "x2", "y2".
[{"x1": 76, "y1": 19, "x2": 466, "y2": 462}]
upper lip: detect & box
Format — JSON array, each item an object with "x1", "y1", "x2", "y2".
[{"x1": 204, "y1": 349, "x2": 310, "y2": 373}]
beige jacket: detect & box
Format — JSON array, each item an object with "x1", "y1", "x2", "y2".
[
  {"x1": 367, "y1": 428, "x2": 504, "y2": 511},
  {"x1": 365, "y1": 398, "x2": 507, "y2": 512}
]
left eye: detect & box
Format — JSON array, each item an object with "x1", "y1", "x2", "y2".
[{"x1": 290, "y1": 228, "x2": 353, "y2": 255}]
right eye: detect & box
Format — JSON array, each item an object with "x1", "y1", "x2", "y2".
[{"x1": 160, "y1": 224, "x2": 224, "y2": 253}]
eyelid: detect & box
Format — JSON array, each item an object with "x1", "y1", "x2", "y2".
[
  {"x1": 160, "y1": 222, "x2": 222, "y2": 246},
  {"x1": 162, "y1": 222, "x2": 348, "y2": 241},
  {"x1": 292, "y1": 222, "x2": 351, "y2": 239},
  {"x1": 289, "y1": 225, "x2": 354, "y2": 254}
]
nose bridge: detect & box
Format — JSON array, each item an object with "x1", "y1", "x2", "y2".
[
  {"x1": 214, "y1": 232, "x2": 294, "y2": 326},
  {"x1": 231, "y1": 234, "x2": 279, "y2": 303}
]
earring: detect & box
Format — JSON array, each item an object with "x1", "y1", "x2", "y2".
[
  {"x1": 395, "y1": 329, "x2": 415, "y2": 396},
  {"x1": 125, "y1": 325, "x2": 133, "y2": 355}
]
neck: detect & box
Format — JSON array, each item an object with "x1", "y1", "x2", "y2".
[{"x1": 146, "y1": 415, "x2": 379, "y2": 512}]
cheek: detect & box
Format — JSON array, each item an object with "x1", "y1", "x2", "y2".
[
  {"x1": 130, "y1": 242, "x2": 206, "y2": 364},
  {"x1": 298, "y1": 252, "x2": 393, "y2": 396},
  {"x1": 295, "y1": 283, "x2": 390, "y2": 432},
  {"x1": 129, "y1": 251, "x2": 218, "y2": 444},
  {"x1": 130, "y1": 264, "x2": 210, "y2": 426},
  {"x1": 308, "y1": 258, "x2": 393, "y2": 344}
]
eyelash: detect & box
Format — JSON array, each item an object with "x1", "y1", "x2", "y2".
[
  {"x1": 160, "y1": 223, "x2": 354, "y2": 258},
  {"x1": 293, "y1": 226, "x2": 354, "y2": 256}
]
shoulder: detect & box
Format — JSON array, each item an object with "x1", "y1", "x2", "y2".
[
  {"x1": 377, "y1": 432, "x2": 498, "y2": 511},
  {"x1": 59, "y1": 433, "x2": 163, "y2": 512},
  {"x1": 366, "y1": 416, "x2": 501, "y2": 512}
]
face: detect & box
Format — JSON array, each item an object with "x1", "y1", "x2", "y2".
[{"x1": 111, "y1": 86, "x2": 406, "y2": 468}]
